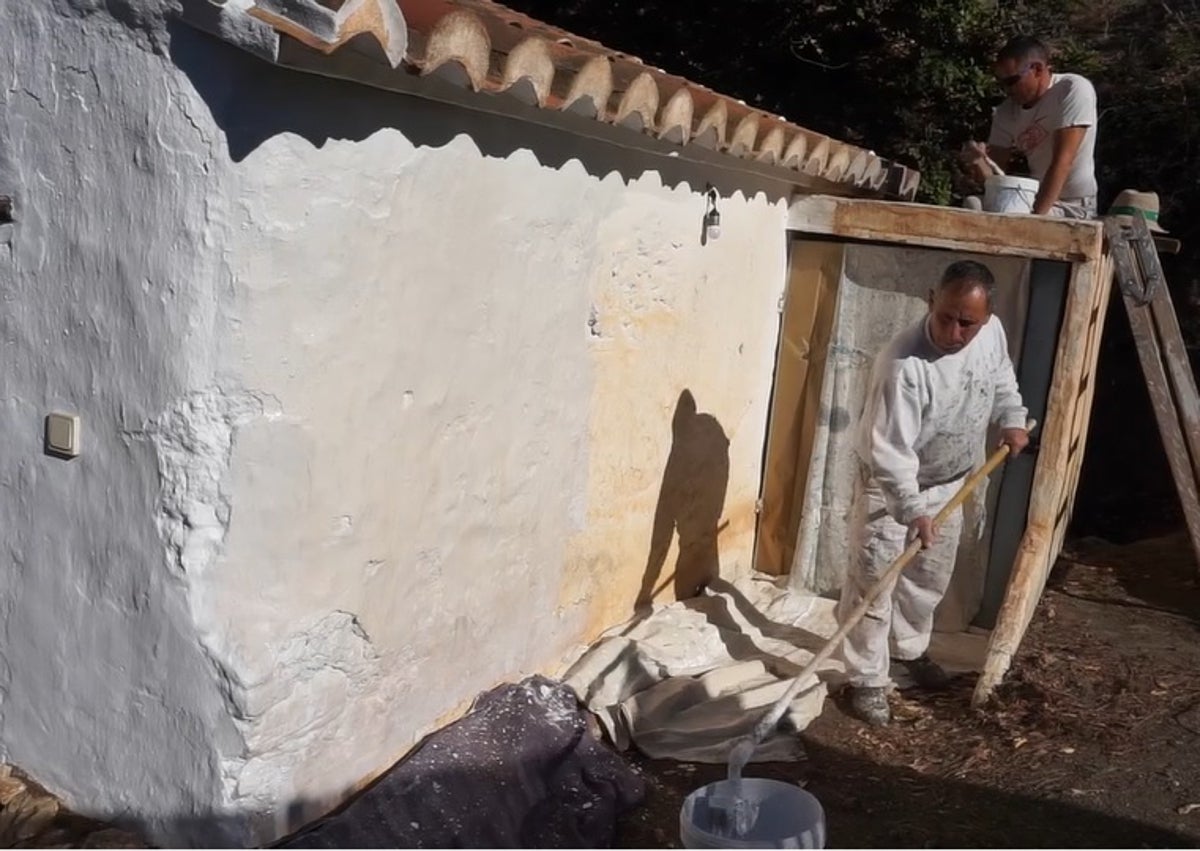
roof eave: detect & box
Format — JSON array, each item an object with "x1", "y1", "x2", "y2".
[{"x1": 175, "y1": 0, "x2": 921, "y2": 201}]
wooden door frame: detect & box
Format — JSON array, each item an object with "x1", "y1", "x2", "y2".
[{"x1": 779, "y1": 194, "x2": 1112, "y2": 704}]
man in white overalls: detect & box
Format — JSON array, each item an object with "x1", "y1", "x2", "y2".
[{"x1": 838, "y1": 260, "x2": 1031, "y2": 726}]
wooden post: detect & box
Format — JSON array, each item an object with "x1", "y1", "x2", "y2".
[
  {"x1": 1147, "y1": 282, "x2": 1200, "y2": 485},
  {"x1": 1060, "y1": 248, "x2": 1113, "y2": 530},
  {"x1": 1112, "y1": 215, "x2": 1200, "y2": 566},
  {"x1": 1122, "y1": 291, "x2": 1200, "y2": 562},
  {"x1": 972, "y1": 525, "x2": 1050, "y2": 705},
  {"x1": 755, "y1": 242, "x2": 844, "y2": 575},
  {"x1": 973, "y1": 247, "x2": 1107, "y2": 708}
]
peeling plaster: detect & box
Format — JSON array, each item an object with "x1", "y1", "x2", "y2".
[
  {"x1": 223, "y1": 611, "x2": 383, "y2": 812},
  {"x1": 149, "y1": 389, "x2": 273, "y2": 582}
]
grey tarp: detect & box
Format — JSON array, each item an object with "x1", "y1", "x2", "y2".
[{"x1": 279, "y1": 676, "x2": 645, "y2": 848}]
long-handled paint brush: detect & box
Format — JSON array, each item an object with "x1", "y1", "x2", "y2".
[{"x1": 708, "y1": 419, "x2": 1036, "y2": 837}]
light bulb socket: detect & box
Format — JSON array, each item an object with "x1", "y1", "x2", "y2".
[{"x1": 703, "y1": 185, "x2": 721, "y2": 241}]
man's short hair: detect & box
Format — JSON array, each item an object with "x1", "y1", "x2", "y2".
[
  {"x1": 939, "y1": 260, "x2": 996, "y2": 309},
  {"x1": 997, "y1": 35, "x2": 1050, "y2": 65}
]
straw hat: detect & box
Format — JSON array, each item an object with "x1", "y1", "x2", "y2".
[{"x1": 1108, "y1": 189, "x2": 1168, "y2": 233}]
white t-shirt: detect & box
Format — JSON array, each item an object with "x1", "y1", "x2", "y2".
[
  {"x1": 855, "y1": 315, "x2": 1028, "y2": 524},
  {"x1": 988, "y1": 72, "x2": 1098, "y2": 200}
]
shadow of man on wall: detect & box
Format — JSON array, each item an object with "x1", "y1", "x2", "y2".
[{"x1": 637, "y1": 389, "x2": 731, "y2": 608}]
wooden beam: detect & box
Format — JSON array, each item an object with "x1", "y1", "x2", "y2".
[
  {"x1": 1108, "y1": 216, "x2": 1200, "y2": 566},
  {"x1": 787, "y1": 196, "x2": 1104, "y2": 263},
  {"x1": 1147, "y1": 277, "x2": 1200, "y2": 487},
  {"x1": 973, "y1": 256, "x2": 1107, "y2": 706},
  {"x1": 1060, "y1": 251, "x2": 1115, "y2": 532},
  {"x1": 1123, "y1": 289, "x2": 1200, "y2": 566}
]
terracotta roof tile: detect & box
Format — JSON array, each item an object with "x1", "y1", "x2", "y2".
[{"x1": 189, "y1": 0, "x2": 921, "y2": 199}]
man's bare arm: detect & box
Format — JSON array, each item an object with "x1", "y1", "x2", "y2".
[
  {"x1": 961, "y1": 142, "x2": 1012, "y2": 184},
  {"x1": 1032, "y1": 125, "x2": 1087, "y2": 215}
]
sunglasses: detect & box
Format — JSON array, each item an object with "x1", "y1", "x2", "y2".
[{"x1": 997, "y1": 63, "x2": 1038, "y2": 88}]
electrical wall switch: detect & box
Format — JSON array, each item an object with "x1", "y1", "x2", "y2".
[{"x1": 46, "y1": 412, "x2": 81, "y2": 458}]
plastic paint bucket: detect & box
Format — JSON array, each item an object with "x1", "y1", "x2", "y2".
[
  {"x1": 983, "y1": 174, "x2": 1040, "y2": 213},
  {"x1": 679, "y1": 778, "x2": 826, "y2": 849}
]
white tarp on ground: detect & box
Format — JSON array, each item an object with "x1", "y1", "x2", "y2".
[{"x1": 562, "y1": 572, "x2": 989, "y2": 764}]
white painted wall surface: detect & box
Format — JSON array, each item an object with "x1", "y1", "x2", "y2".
[
  {"x1": 0, "y1": 1, "x2": 244, "y2": 846},
  {"x1": 1, "y1": 1, "x2": 792, "y2": 845},
  {"x1": 208, "y1": 107, "x2": 789, "y2": 839}
]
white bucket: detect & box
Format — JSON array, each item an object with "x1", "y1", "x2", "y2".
[
  {"x1": 680, "y1": 778, "x2": 826, "y2": 849},
  {"x1": 983, "y1": 174, "x2": 1040, "y2": 213}
]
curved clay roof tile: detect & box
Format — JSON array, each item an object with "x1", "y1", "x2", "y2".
[
  {"x1": 693, "y1": 100, "x2": 728, "y2": 149},
  {"x1": 422, "y1": 9, "x2": 491, "y2": 91},
  {"x1": 865, "y1": 158, "x2": 889, "y2": 191},
  {"x1": 844, "y1": 149, "x2": 871, "y2": 185},
  {"x1": 247, "y1": 0, "x2": 408, "y2": 67},
  {"x1": 502, "y1": 36, "x2": 556, "y2": 106},
  {"x1": 562, "y1": 55, "x2": 613, "y2": 118},
  {"x1": 803, "y1": 136, "x2": 831, "y2": 177},
  {"x1": 755, "y1": 125, "x2": 787, "y2": 165},
  {"x1": 782, "y1": 133, "x2": 808, "y2": 170},
  {"x1": 657, "y1": 87, "x2": 694, "y2": 144},
  {"x1": 728, "y1": 113, "x2": 759, "y2": 157},
  {"x1": 823, "y1": 144, "x2": 853, "y2": 182},
  {"x1": 613, "y1": 72, "x2": 660, "y2": 132}
]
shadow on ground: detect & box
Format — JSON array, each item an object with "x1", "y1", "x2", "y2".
[
  {"x1": 620, "y1": 727, "x2": 1194, "y2": 849},
  {"x1": 806, "y1": 737, "x2": 1190, "y2": 848},
  {"x1": 1051, "y1": 531, "x2": 1200, "y2": 628}
]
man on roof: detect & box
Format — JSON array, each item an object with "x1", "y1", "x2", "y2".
[
  {"x1": 962, "y1": 35, "x2": 1098, "y2": 219},
  {"x1": 838, "y1": 260, "x2": 1030, "y2": 727}
]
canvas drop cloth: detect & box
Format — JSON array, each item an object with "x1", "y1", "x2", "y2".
[
  {"x1": 562, "y1": 573, "x2": 839, "y2": 764},
  {"x1": 562, "y1": 572, "x2": 990, "y2": 765}
]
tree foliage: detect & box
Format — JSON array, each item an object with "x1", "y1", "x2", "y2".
[
  {"x1": 513, "y1": 0, "x2": 1010, "y2": 204},
  {"x1": 508, "y1": 0, "x2": 1200, "y2": 251}
]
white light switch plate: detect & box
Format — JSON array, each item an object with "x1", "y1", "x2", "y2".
[{"x1": 46, "y1": 412, "x2": 81, "y2": 458}]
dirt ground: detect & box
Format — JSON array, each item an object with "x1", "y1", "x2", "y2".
[
  {"x1": 616, "y1": 531, "x2": 1200, "y2": 848},
  {"x1": 0, "y1": 765, "x2": 143, "y2": 849},
  {"x1": 5, "y1": 532, "x2": 1198, "y2": 849}
]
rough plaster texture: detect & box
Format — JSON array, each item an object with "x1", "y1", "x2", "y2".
[
  {"x1": 0, "y1": 3, "x2": 792, "y2": 845},
  {"x1": 209, "y1": 103, "x2": 788, "y2": 839},
  {"x1": 0, "y1": 0, "x2": 244, "y2": 845}
]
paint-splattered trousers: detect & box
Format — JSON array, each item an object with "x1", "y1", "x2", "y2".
[{"x1": 836, "y1": 471, "x2": 965, "y2": 689}]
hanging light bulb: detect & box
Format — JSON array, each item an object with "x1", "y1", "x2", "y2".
[{"x1": 704, "y1": 186, "x2": 721, "y2": 241}]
